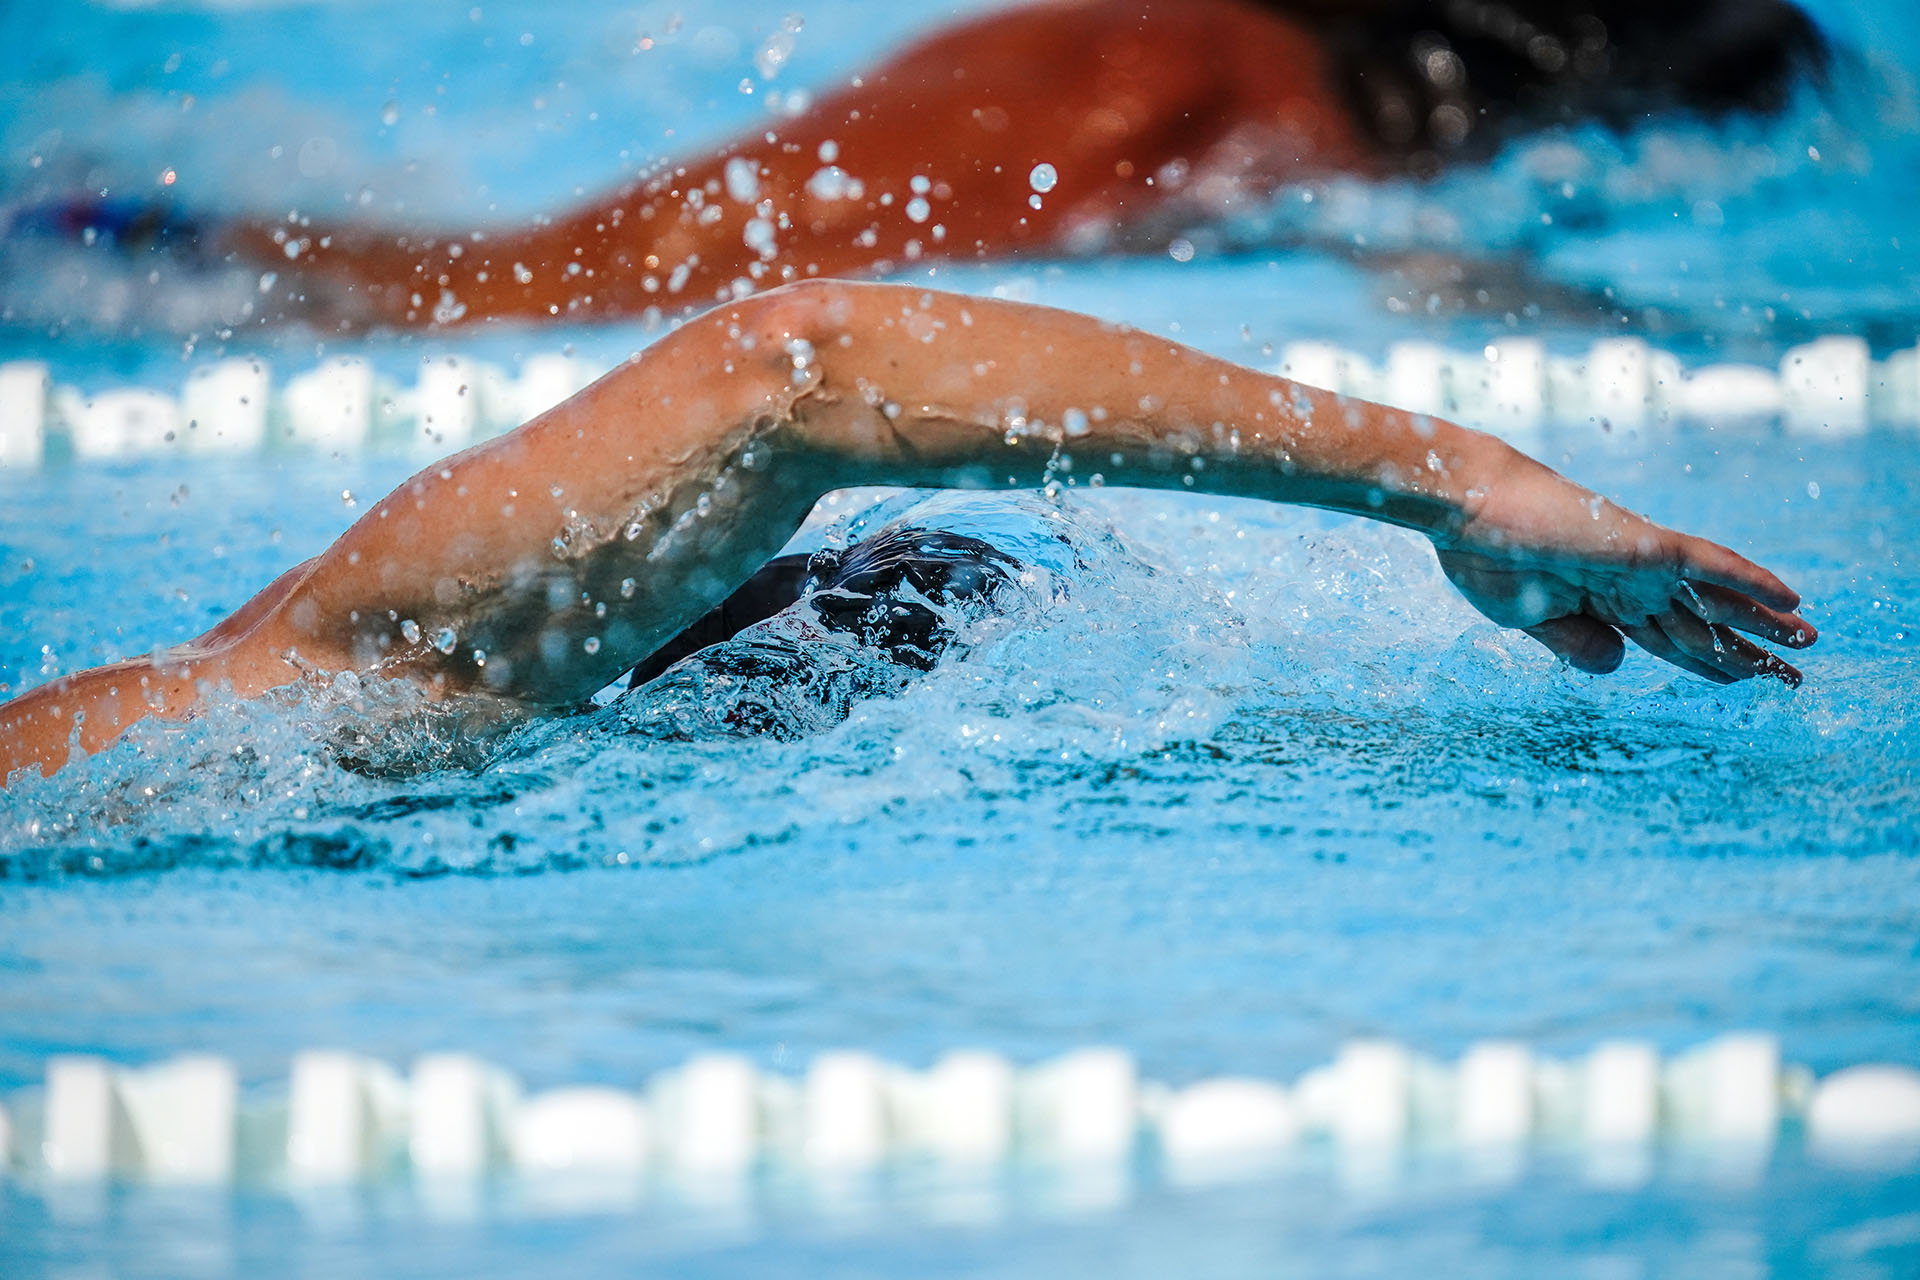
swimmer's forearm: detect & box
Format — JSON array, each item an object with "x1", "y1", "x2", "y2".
[{"x1": 769, "y1": 282, "x2": 1513, "y2": 540}]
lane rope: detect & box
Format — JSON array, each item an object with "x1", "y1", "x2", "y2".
[
  {"x1": 0, "y1": 334, "x2": 1913, "y2": 470},
  {"x1": 5, "y1": 1035, "x2": 1917, "y2": 1204}
]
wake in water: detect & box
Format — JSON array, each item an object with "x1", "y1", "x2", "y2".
[{"x1": 1, "y1": 485, "x2": 1846, "y2": 882}]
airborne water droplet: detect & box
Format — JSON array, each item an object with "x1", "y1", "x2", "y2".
[
  {"x1": 583, "y1": 636, "x2": 602, "y2": 654},
  {"x1": 432, "y1": 627, "x2": 458, "y2": 654},
  {"x1": 400, "y1": 619, "x2": 422, "y2": 644},
  {"x1": 1028, "y1": 163, "x2": 1058, "y2": 193}
]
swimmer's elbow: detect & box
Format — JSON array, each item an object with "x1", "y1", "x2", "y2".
[{"x1": 725, "y1": 278, "x2": 863, "y2": 354}]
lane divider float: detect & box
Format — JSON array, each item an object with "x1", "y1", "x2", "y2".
[
  {"x1": 0, "y1": 336, "x2": 1914, "y2": 471},
  {"x1": 5, "y1": 1035, "x2": 1918, "y2": 1208}
]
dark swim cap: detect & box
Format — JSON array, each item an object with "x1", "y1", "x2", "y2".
[
  {"x1": 1284, "y1": 0, "x2": 1828, "y2": 166},
  {"x1": 627, "y1": 527, "x2": 1023, "y2": 690}
]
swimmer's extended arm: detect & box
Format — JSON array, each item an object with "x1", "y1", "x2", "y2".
[{"x1": 0, "y1": 280, "x2": 1814, "y2": 781}]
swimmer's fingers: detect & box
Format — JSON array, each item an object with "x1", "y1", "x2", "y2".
[
  {"x1": 1523, "y1": 614, "x2": 1624, "y2": 674},
  {"x1": 1619, "y1": 621, "x2": 1740, "y2": 685},
  {"x1": 1671, "y1": 535, "x2": 1802, "y2": 613},
  {"x1": 1672, "y1": 580, "x2": 1818, "y2": 648},
  {"x1": 1624, "y1": 609, "x2": 1802, "y2": 687}
]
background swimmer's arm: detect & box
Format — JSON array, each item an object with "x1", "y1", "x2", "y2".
[
  {"x1": 0, "y1": 280, "x2": 1814, "y2": 782},
  {"x1": 211, "y1": 0, "x2": 1363, "y2": 330}
]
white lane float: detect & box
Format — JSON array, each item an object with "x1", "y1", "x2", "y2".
[
  {"x1": 0, "y1": 360, "x2": 49, "y2": 468},
  {"x1": 6, "y1": 1033, "x2": 1916, "y2": 1215},
  {"x1": 182, "y1": 357, "x2": 271, "y2": 454}
]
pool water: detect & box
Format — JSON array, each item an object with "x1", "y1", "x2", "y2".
[{"x1": 3, "y1": 1, "x2": 1920, "y2": 1276}]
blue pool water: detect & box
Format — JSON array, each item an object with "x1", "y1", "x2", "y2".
[{"x1": 3, "y1": 1, "x2": 1920, "y2": 1276}]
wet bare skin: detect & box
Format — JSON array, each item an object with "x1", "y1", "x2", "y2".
[
  {"x1": 0, "y1": 280, "x2": 1815, "y2": 783},
  {"x1": 223, "y1": 0, "x2": 1377, "y2": 329}
]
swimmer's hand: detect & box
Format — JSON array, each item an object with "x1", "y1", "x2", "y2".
[{"x1": 1433, "y1": 458, "x2": 1816, "y2": 685}]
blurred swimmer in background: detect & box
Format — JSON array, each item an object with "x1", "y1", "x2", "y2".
[{"x1": 33, "y1": 0, "x2": 1828, "y2": 331}]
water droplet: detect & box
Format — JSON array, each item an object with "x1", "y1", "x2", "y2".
[
  {"x1": 724, "y1": 155, "x2": 761, "y2": 203},
  {"x1": 400, "y1": 619, "x2": 422, "y2": 644},
  {"x1": 754, "y1": 29, "x2": 796, "y2": 79},
  {"x1": 620, "y1": 577, "x2": 638, "y2": 598},
  {"x1": 1806, "y1": 481, "x2": 1821, "y2": 500},
  {"x1": 380, "y1": 101, "x2": 399, "y2": 127},
  {"x1": 1062, "y1": 407, "x2": 1090, "y2": 437},
  {"x1": 743, "y1": 216, "x2": 777, "y2": 257},
  {"x1": 1028, "y1": 163, "x2": 1058, "y2": 193},
  {"x1": 432, "y1": 627, "x2": 458, "y2": 654},
  {"x1": 583, "y1": 636, "x2": 602, "y2": 654},
  {"x1": 905, "y1": 196, "x2": 930, "y2": 223},
  {"x1": 805, "y1": 165, "x2": 850, "y2": 201},
  {"x1": 1168, "y1": 238, "x2": 1195, "y2": 263}
]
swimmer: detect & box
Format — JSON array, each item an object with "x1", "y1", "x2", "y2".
[
  {"x1": 0, "y1": 280, "x2": 1817, "y2": 783},
  {"x1": 46, "y1": 0, "x2": 1826, "y2": 329}
]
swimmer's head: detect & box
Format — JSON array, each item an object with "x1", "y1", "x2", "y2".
[{"x1": 1302, "y1": 0, "x2": 1829, "y2": 168}]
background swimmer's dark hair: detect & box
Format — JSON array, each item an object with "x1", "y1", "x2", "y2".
[{"x1": 1274, "y1": 0, "x2": 1829, "y2": 170}]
